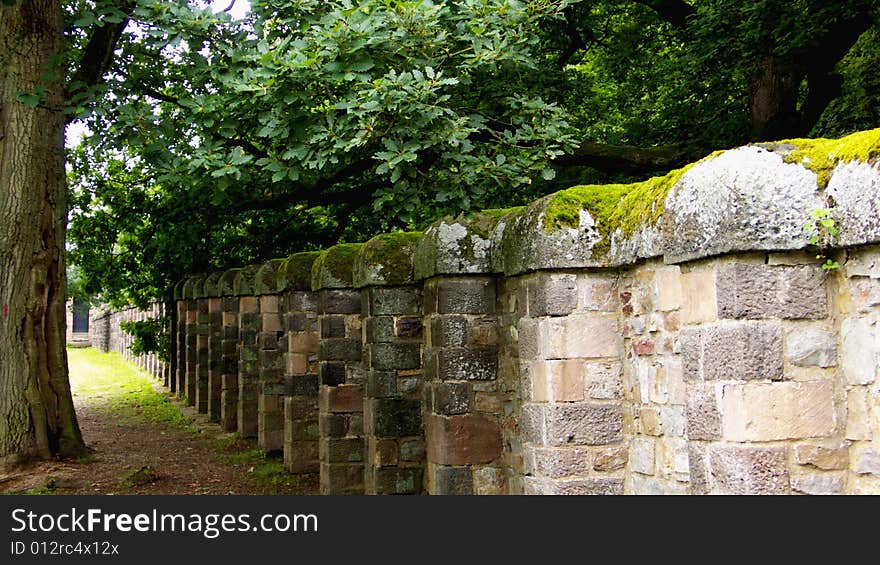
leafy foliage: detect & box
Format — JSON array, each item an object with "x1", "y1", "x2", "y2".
[
  {"x1": 63, "y1": 0, "x2": 880, "y2": 306},
  {"x1": 119, "y1": 317, "x2": 170, "y2": 361}
]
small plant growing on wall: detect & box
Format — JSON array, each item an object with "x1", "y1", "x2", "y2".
[
  {"x1": 803, "y1": 207, "x2": 840, "y2": 271},
  {"x1": 120, "y1": 317, "x2": 171, "y2": 362}
]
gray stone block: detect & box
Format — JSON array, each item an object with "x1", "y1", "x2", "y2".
[
  {"x1": 319, "y1": 338, "x2": 362, "y2": 362},
  {"x1": 367, "y1": 286, "x2": 421, "y2": 316},
  {"x1": 369, "y1": 342, "x2": 421, "y2": 371},
  {"x1": 433, "y1": 466, "x2": 473, "y2": 495},
  {"x1": 437, "y1": 278, "x2": 496, "y2": 314},
  {"x1": 542, "y1": 403, "x2": 623, "y2": 446},
  {"x1": 319, "y1": 290, "x2": 362, "y2": 314},
  {"x1": 368, "y1": 398, "x2": 422, "y2": 438},
  {"x1": 709, "y1": 446, "x2": 790, "y2": 494},
  {"x1": 681, "y1": 322, "x2": 783, "y2": 381},
  {"x1": 431, "y1": 382, "x2": 471, "y2": 415},
  {"x1": 430, "y1": 315, "x2": 468, "y2": 348},
  {"x1": 688, "y1": 444, "x2": 709, "y2": 495},
  {"x1": 527, "y1": 273, "x2": 578, "y2": 317},
  {"x1": 438, "y1": 348, "x2": 497, "y2": 381},
  {"x1": 686, "y1": 383, "x2": 721, "y2": 440},
  {"x1": 716, "y1": 263, "x2": 827, "y2": 320},
  {"x1": 523, "y1": 477, "x2": 623, "y2": 495},
  {"x1": 526, "y1": 447, "x2": 592, "y2": 478},
  {"x1": 786, "y1": 326, "x2": 838, "y2": 367},
  {"x1": 365, "y1": 316, "x2": 395, "y2": 343}
]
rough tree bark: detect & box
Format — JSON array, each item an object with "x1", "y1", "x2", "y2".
[{"x1": 0, "y1": 1, "x2": 86, "y2": 466}]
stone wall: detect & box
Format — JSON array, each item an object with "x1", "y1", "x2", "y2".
[
  {"x1": 90, "y1": 303, "x2": 169, "y2": 385},
  {"x1": 116, "y1": 129, "x2": 880, "y2": 494}
]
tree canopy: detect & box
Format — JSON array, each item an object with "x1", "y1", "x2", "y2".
[{"x1": 64, "y1": 0, "x2": 880, "y2": 307}]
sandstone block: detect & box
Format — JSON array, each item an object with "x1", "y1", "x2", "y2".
[
  {"x1": 527, "y1": 273, "x2": 578, "y2": 317},
  {"x1": 786, "y1": 326, "x2": 837, "y2": 367},
  {"x1": 426, "y1": 414, "x2": 502, "y2": 465},
  {"x1": 721, "y1": 380, "x2": 835, "y2": 442}
]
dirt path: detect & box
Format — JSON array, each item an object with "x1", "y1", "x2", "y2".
[{"x1": 0, "y1": 348, "x2": 318, "y2": 495}]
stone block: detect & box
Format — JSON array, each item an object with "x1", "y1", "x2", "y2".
[
  {"x1": 366, "y1": 370, "x2": 397, "y2": 398},
  {"x1": 395, "y1": 317, "x2": 422, "y2": 339},
  {"x1": 319, "y1": 338, "x2": 362, "y2": 362},
  {"x1": 540, "y1": 314, "x2": 619, "y2": 360},
  {"x1": 320, "y1": 384, "x2": 363, "y2": 414},
  {"x1": 239, "y1": 296, "x2": 259, "y2": 313},
  {"x1": 437, "y1": 278, "x2": 496, "y2": 315},
  {"x1": 284, "y1": 441, "x2": 319, "y2": 474},
  {"x1": 371, "y1": 467, "x2": 422, "y2": 495},
  {"x1": 473, "y1": 467, "x2": 507, "y2": 495},
  {"x1": 320, "y1": 437, "x2": 364, "y2": 463},
  {"x1": 540, "y1": 402, "x2": 623, "y2": 446},
  {"x1": 525, "y1": 446, "x2": 592, "y2": 478},
  {"x1": 287, "y1": 291, "x2": 318, "y2": 313},
  {"x1": 319, "y1": 463, "x2": 364, "y2": 495},
  {"x1": 319, "y1": 361, "x2": 346, "y2": 386},
  {"x1": 853, "y1": 447, "x2": 880, "y2": 476},
  {"x1": 846, "y1": 387, "x2": 871, "y2": 441},
  {"x1": 653, "y1": 267, "x2": 683, "y2": 312},
  {"x1": 432, "y1": 465, "x2": 473, "y2": 495},
  {"x1": 686, "y1": 383, "x2": 721, "y2": 441},
  {"x1": 321, "y1": 316, "x2": 347, "y2": 338},
  {"x1": 426, "y1": 414, "x2": 502, "y2": 465},
  {"x1": 367, "y1": 287, "x2": 421, "y2": 316},
  {"x1": 688, "y1": 444, "x2": 709, "y2": 495},
  {"x1": 791, "y1": 474, "x2": 844, "y2": 495},
  {"x1": 429, "y1": 315, "x2": 468, "y2": 348},
  {"x1": 531, "y1": 359, "x2": 584, "y2": 402},
  {"x1": 437, "y1": 347, "x2": 497, "y2": 381},
  {"x1": 841, "y1": 318, "x2": 877, "y2": 385},
  {"x1": 431, "y1": 382, "x2": 471, "y2": 415},
  {"x1": 681, "y1": 322, "x2": 783, "y2": 381},
  {"x1": 523, "y1": 477, "x2": 623, "y2": 495},
  {"x1": 639, "y1": 407, "x2": 662, "y2": 436},
  {"x1": 709, "y1": 446, "x2": 789, "y2": 494},
  {"x1": 593, "y1": 445, "x2": 628, "y2": 471},
  {"x1": 679, "y1": 270, "x2": 717, "y2": 324},
  {"x1": 366, "y1": 398, "x2": 422, "y2": 437},
  {"x1": 585, "y1": 361, "x2": 623, "y2": 400},
  {"x1": 630, "y1": 437, "x2": 655, "y2": 475},
  {"x1": 319, "y1": 290, "x2": 361, "y2": 314},
  {"x1": 786, "y1": 326, "x2": 837, "y2": 367},
  {"x1": 630, "y1": 475, "x2": 689, "y2": 495},
  {"x1": 527, "y1": 273, "x2": 578, "y2": 316},
  {"x1": 716, "y1": 263, "x2": 827, "y2": 320},
  {"x1": 794, "y1": 444, "x2": 848, "y2": 470},
  {"x1": 367, "y1": 343, "x2": 420, "y2": 373},
  {"x1": 579, "y1": 276, "x2": 617, "y2": 312},
  {"x1": 260, "y1": 294, "x2": 279, "y2": 314},
  {"x1": 399, "y1": 438, "x2": 425, "y2": 462},
  {"x1": 721, "y1": 380, "x2": 835, "y2": 442}
]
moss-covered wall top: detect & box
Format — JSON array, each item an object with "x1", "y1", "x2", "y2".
[{"x1": 176, "y1": 128, "x2": 880, "y2": 288}]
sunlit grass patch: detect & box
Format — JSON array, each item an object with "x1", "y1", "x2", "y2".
[{"x1": 67, "y1": 347, "x2": 194, "y2": 431}]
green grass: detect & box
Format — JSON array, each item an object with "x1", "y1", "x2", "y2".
[
  {"x1": 67, "y1": 347, "x2": 194, "y2": 431},
  {"x1": 210, "y1": 439, "x2": 305, "y2": 492}
]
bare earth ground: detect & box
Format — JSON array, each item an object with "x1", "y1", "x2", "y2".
[{"x1": 0, "y1": 348, "x2": 318, "y2": 496}]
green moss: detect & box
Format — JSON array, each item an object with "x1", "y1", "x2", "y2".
[
  {"x1": 358, "y1": 232, "x2": 422, "y2": 285},
  {"x1": 542, "y1": 156, "x2": 713, "y2": 255},
  {"x1": 282, "y1": 252, "x2": 322, "y2": 291},
  {"x1": 254, "y1": 258, "x2": 285, "y2": 294},
  {"x1": 467, "y1": 207, "x2": 524, "y2": 239},
  {"x1": 311, "y1": 243, "x2": 364, "y2": 289},
  {"x1": 775, "y1": 128, "x2": 880, "y2": 188}
]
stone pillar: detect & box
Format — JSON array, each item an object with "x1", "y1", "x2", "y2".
[
  {"x1": 415, "y1": 213, "x2": 510, "y2": 495},
  {"x1": 183, "y1": 277, "x2": 202, "y2": 406},
  {"x1": 355, "y1": 233, "x2": 426, "y2": 495},
  {"x1": 194, "y1": 283, "x2": 210, "y2": 414},
  {"x1": 313, "y1": 243, "x2": 366, "y2": 495},
  {"x1": 255, "y1": 259, "x2": 287, "y2": 455},
  {"x1": 281, "y1": 252, "x2": 322, "y2": 474},
  {"x1": 679, "y1": 257, "x2": 836, "y2": 495},
  {"x1": 171, "y1": 280, "x2": 187, "y2": 395},
  {"x1": 204, "y1": 272, "x2": 224, "y2": 423},
  {"x1": 235, "y1": 265, "x2": 261, "y2": 438},
  {"x1": 219, "y1": 269, "x2": 240, "y2": 432}
]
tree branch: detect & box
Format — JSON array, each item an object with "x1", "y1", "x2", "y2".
[
  {"x1": 555, "y1": 140, "x2": 707, "y2": 174},
  {"x1": 67, "y1": 4, "x2": 135, "y2": 122},
  {"x1": 631, "y1": 0, "x2": 695, "y2": 28}
]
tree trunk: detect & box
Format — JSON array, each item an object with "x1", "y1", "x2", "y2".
[{"x1": 0, "y1": 1, "x2": 86, "y2": 467}]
